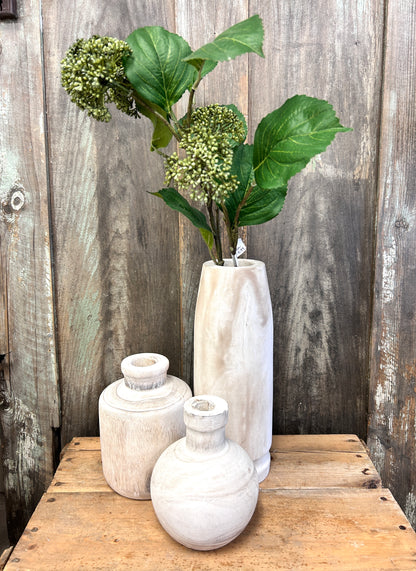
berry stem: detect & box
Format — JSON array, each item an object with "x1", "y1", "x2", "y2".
[
  {"x1": 186, "y1": 65, "x2": 204, "y2": 127},
  {"x1": 207, "y1": 197, "x2": 224, "y2": 265}
]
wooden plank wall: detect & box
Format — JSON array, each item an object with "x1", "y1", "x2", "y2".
[
  {"x1": 41, "y1": 0, "x2": 182, "y2": 450},
  {"x1": 248, "y1": 1, "x2": 383, "y2": 437},
  {"x1": 0, "y1": 0, "x2": 415, "y2": 544},
  {"x1": 0, "y1": 0, "x2": 60, "y2": 543},
  {"x1": 367, "y1": 0, "x2": 416, "y2": 528}
]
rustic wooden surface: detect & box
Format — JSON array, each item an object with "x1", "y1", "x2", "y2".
[
  {"x1": 1, "y1": 0, "x2": 416, "y2": 545},
  {"x1": 0, "y1": 0, "x2": 60, "y2": 543},
  {"x1": 47, "y1": 434, "x2": 381, "y2": 493},
  {"x1": 248, "y1": 0, "x2": 384, "y2": 438},
  {"x1": 4, "y1": 435, "x2": 416, "y2": 570},
  {"x1": 0, "y1": 246, "x2": 9, "y2": 550},
  {"x1": 0, "y1": 547, "x2": 13, "y2": 571},
  {"x1": 367, "y1": 0, "x2": 416, "y2": 529},
  {"x1": 41, "y1": 0, "x2": 181, "y2": 445}
]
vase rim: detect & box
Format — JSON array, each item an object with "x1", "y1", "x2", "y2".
[
  {"x1": 121, "y1": 353, "x2": 169, "y2": 390},
  {"x1": 203, "y1": 259, "x2": 264, "y2": 269},
  {"x1": 185, "y1": 395, "x2": 228, "y2": 417},
  {"x1": 184, "y1": 395, "x2": 229, "y2": 432}
]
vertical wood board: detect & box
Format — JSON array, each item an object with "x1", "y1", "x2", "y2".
[
  {"x1": 368, "y1": 0, "x2": 416, "y2": 528},
  {"x1": 0, "y1": 0, "x2": 60, "y2": 542},
  {"x1": 0, "y1": 215, "x2": 10, "y2": 551},
  {"x1": 248, "y1": 0, "x2": 384, "y2": 437},
  {"x1": 42, "y1": 0, "x2": 181, "y2": 445}
]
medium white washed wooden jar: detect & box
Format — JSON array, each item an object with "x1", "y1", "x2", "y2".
[
  {"x1": 193, "y1": 259, "x2": 273, "y2": 482},
  {"x1": 99, "y1": 353, "x2": 191, "y2": 499},
  {"x1": 151, "y1": 395, "x2": 259, "y2": 551}
]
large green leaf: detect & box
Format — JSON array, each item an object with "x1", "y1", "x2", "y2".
[
  {"x1": 125, "y1": 26, "x2": 196, "y2": 114},
  {"x1": 253, "y1": 95, "x2": 352, "y2": 189},
  {"x1": 238, "y1": 185, "x2": 287, "y2": 226},
  {"x1": 183, "y1": 15, "x2": 264, "y2": 70},
  {"x1": 223, "y1": 144, "x2": 287, "y2": 226},
  {"x1": 198, "y1": 227, "x2": 214, "y2": 251},
  {"x1": 223, "y1": 144, "x2": 254, "y2": 224}
]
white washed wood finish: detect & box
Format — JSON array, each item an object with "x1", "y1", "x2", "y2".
[
  {"x1": 1, "y1": 0, "x2": 416, "y2": 543},
  {"x1": 99, "y1": 354, "x2": 191, "y2": 499},
  {"x1": 151, "y1": 395, "x2": 259, "y2": 551},
  {"x1": 193, "y1": 260, "x2": 273, "y2": 481}
]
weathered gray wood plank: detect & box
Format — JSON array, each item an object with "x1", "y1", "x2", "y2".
[
  {"x1": 42, "y1": 0, "x2": 181, "y2": 445},
  {"x1": 368, "y1": 0, "x2": 416, "y2": 528},
  {"x1": 0, "y1": 0, "x2": 60, "y2": 541},
  {"x1": 0, "y1": 214, "x2": 10, "y2": 552},
  {"x1": 175, "y1": 0, "x2": 250, "y2": 385},
  {"x1": 248, "y1": 0, "x2": 384, "y2": 437}
]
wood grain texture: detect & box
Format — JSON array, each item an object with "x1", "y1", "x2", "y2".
[
  {"x1": 0, "y1": 226, "x2": 10, "y2": 551},
  {"x1": 0, "y1": 547, "x2": 13, "y2": 570},
  {"x1": 175, "y1": 0, "x2": 249, "y2": 385},
  {"x1": 193, "y1": 260, "x2": 273, "y2": 478},
  {"x1": 264, "y1": 452, "x2": 381, "y2": 490},
  {"x1": 51, "y1": 435, "x2": 382, "y2": 493},
  {"x1": 247, "y1": 1, "x2": 384, "y2": 438},
  {"x1": 0, "y1": 495, "x2": 8, "y2": 552},
  {"x1": 6, "y1": 490, "x2": 416, "y2": 570},
  {"x1": 0, "y1": 0, "x2": 60, "y2": 542},
  {"x1": 4, "y1": 436, "x2": 416, "y2": 570},
  {"x1": 367, "y1": 0, "x2": 416, "y2": 528},
  {"x1": 41, "y1": 0, "x2": 182, "y2": 445},
  {"x1": 271, "y1": 433, "x2": 365, "y2": 453}
]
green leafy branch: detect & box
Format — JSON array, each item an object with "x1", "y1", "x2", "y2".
[{"x1": 61, "y1": 15, "x2": 351, "y2": 266}]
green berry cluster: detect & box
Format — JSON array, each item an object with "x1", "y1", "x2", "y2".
[
  {"x1": 164, "y1": 105, "x2": 246, "y2": 203},
  {"x1": 61, "y1": 35, "x2": 138, "y2": 122}
]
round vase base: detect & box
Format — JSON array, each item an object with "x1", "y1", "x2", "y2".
[{"x1": 254, "y1": 452, "x2": 271, "y2": 482}]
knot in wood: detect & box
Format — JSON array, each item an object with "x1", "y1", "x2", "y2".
[
  {"x1": 1, "y1": 185, "x2": 25, "y2": 221},
  {"x1": 395, "y1": 217, "x2": 409, "y2": 231},
  {"x1": 10, "y1": 189, "x2": 25, "y2": 211},
  {"x1": 0, "y1": 390, "x2": 11, "y2": 411}
]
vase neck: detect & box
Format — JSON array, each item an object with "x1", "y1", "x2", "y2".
[
  {"x1": 120, "y1": 353, "x2": 169, "y2": 391},
  {"x1": 185, "y1": 426, "x2": 227, "y2": 453},
  {"x1": 183, "y1": 395, "x2": 228, "y2": 453}
]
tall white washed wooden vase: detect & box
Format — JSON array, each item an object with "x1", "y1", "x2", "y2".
[{"x1": 193, "y1": 259, "x2": 273, "y2": 482}]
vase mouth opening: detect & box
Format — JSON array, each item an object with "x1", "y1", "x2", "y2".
[
  {"x1": 131, "y1": 356, "x2": 157, "y2": 368},
  {"x1": 191, "y1": 398, "x2": 216, "y2": 412},
  {"x1": 120, "y1": 353, "x2": 169, "y2": 389},
  {"x1": 184, "y1": 395, "x2": 228, "y2": 430}
]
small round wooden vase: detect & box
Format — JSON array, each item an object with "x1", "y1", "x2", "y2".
[
  {"x1": 150, "y1": 395, "x2": 259, "y2": 551},
  {"x1": 99, "y1": 353, "x2": 192, "y2": 500}
]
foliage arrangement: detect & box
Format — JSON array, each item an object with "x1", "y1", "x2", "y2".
[{"x1": 61, "y1": 16, "x2": 351, "y2": 266}]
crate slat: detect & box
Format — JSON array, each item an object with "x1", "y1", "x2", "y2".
[
  {"x1": 5, "y1": 489, "x2": 416, "y2": 570},
  {"x1": 5, "y1": 436, "x2": 416, "y2": 570}
]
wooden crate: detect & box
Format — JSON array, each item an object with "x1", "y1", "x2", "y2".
[{"x1": 4, "y1": 435, "x2": 416, "y2": 570}]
